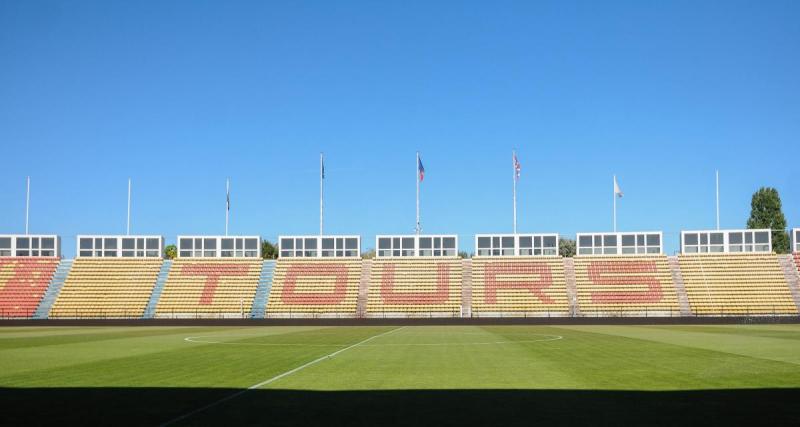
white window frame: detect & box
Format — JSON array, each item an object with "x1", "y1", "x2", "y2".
[
  {"x1": 0, "y1": 235, "x2": 61, "y2": 257},
  {"x1": 278, "y1": 235, "x2": 361, "y2": 258},
  {"x1": 375, "y1": 234, "x2": 458, "y2": 258},
  {"x1": 576, "y1": 231, "x2": 663, "y2": 255},
  {"x1": 680, "y1": 229, "x2": 772, "y2": 254},
  {"x1": 793, "y1": 228, "x2": 800, "y2": 253},
  {"x1": 76, "y1": 235, "x2": 163, "y2": 258},
  {"x1": 177, "y1": 235, "x2": 261, "y2": 258},
  {"x1": 474, "y1": 233, "x2": 559, "y2": 257}
]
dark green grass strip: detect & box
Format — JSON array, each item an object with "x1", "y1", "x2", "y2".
[
  {"x1": 0, "y1": 327, "x2": 204, "y2": 350},
  {"x1": 638, "y1": 325, "x2": 800, "y2": 341},
  {"x1": 0, "y1": 327, "x2": 394, "y2": 388},
  {"x1": 484, "y1": 326, "x2": 800, "y2": 389}
]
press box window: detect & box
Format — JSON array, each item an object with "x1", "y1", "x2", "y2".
[
  {"x1": 419, "y1": 237, "x2": 433, "y2": 256},
  {"x1": 401, "y1": 238, "x2": 414, "y2": 256},
  {"x1": 179, "y1": 238, "x2": 193, "y2": 257},
  {"x1": 378, "y1": 238, "x2": 391, "y2": 257},
  {"x1": 0, "y1": 238, "x2": 10, "y2": 256},
  {"x1": 321, "y1": 238, "x2": 335, "y2": 257},
  {"x1": 345, "y1": 238, "x2": 358, "y2": 257}
]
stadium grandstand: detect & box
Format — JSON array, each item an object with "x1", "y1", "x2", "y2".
[
  {"x1": 470, "y1": 234, "x2": 570, "y2": 317},
  {"x1": 573, "y1": 232, "x2": 683, "y2": 317},
  {"x1": 678, "y1": 229, "x2": 798, "y2": 315},
  {"x1": 1, "y1": 228, "x2": 800, "y2": 319},
  {"x1": 0, "y1": 235, "x2": 61, "y2": 318},
  {"x1": 367, "y1": 235, "x2": 462, "y2": 317},
  {"x1": 154, "y1": 236, "x2": 262, "y2": 318},
  {"x1": 49, "y1": 235, "x2": 163, "y2": 318},
  {"x1": 265, "y1": 235, "x2": 361, "y2": 318}
]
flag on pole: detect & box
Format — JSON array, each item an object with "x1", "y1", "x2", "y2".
[
  {"x1": 418, "y1": 157, "x2": 425, "y2": 182},
  {"x1": 321, "y1": 156, "x2": 325, "y2": 179},
  {"x1": 513, "y1": 152, "x2": 521, "y2": 181},
  {"x1": 614, "y1": 176, "x2": 623, "y2": 198}
]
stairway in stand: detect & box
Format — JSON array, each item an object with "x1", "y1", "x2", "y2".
[
  {"x1": 33, "y1": 259, "x2": 73, "y2": 319},
  {"x1": 251, "y1": 260, "x2": 276, "y2": 319},
  {"x1": 461, "y1": 258, "x2": 472, "y2": 317},
  {"x1": 356, "y1": 259, "x2": 371, "y2": 318},
  {"x1": 778, "y1": 255, "x2": 800, "y2": 313},
  {"x1": 142, "y1": 260, "x2": 172, "y2": 319},
  {"x1": 563, "y1": 258, "x2": 581, "y2": 317},
  {"x1": 668, "y1": 256, "x2": 693, "y2": 316}
]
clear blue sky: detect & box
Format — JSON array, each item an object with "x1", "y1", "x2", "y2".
[{"x1": 1, "y1": 0, "x2": 799, "y2": 257}]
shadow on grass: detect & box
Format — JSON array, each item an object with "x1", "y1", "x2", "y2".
[{"x1": 1, "y1": 387, "x2": 799, "y2": 426}]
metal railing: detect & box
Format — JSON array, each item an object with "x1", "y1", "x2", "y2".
[{"x1": 2, "y1": 306, "x2": 798, "y2": 320}]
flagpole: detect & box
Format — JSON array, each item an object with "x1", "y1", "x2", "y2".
[
  {"x1": 416, "y1": 151, "x2": 420, "y2": 235},
  {"x1": 613, "y1": 175, "x2": 617, "y2": 232},
  {"x1": 127, "y1": 178, "x2": 131, "y2": 236},
  {"x1": 715, "y1": 170, "x2": 720, "y2": 230},
  {"x1": 225, "y1": 178, "x2": 229, "y2": 236},
  {"x1": 25, "y1": 176, "x2": 30, "y2": 235},
  {"x1": 512, "y1": 150, "x2": 517, "y2": 235},
  {"x1": 320, "y1": 152, "x2": 324, "y2": 236}
]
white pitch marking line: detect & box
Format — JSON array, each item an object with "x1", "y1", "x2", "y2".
[
  {"x1": 184, "y1": 334, "x2": 563, "y2": 347},
  {"x1": 160, "y1": 326, "x2": 405, "y2": 427},
  {"x1": 184, "y1": 336, "x2": 342, "y2": 347}
]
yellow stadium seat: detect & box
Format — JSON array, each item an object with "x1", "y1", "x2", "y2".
[
  {"x1": 471, "y1": 257, "x2": 569, "y2": 317},
  {"x1": 573, "y1": 255, "x2": 680, "y2": 317},
  {"x1": 49, "y1": 258, "x2": 162, "y2": 319},
  {"x1": 266, "y1": 258, "x2": 361, "y2": 318},
  {"x1": 678, "y1": 253, "x2": 797, "y2": 315},
  {"x1": 155, "y1": 258, "x2": 262, "y2": 318},
  {"x1": 367, "y1": 258, "x2": 462, "y2": 318}
]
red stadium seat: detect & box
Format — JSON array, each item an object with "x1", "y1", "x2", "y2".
[{"x1": 0, "y1": 257, "x2": 59, "y2": 318}]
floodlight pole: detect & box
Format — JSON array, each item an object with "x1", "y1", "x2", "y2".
[
  {"x1": 320, "y1": 152, "x2": 324, "y2": 236},
  {"x1": 126, "y1": 178, "x2": 131, "y2": 235},
  {"x1": 416, "y1": 151, "x2": 420, "y2": 235},
  {"x1": 613, "y1": 175, "x2": 617, "y2": 233},
  {"x1": 25, "y1": 176, "x2": 30, "y2": 235},
  {"x1": 225, "y1": 178, "x2": 230, "y2": 236},
  {"x1": 512, "y1": 150, "x2": 517, "y2": 235},
  {"x1": 715, "y1": 170, "x2": 720, "y2": 230}
]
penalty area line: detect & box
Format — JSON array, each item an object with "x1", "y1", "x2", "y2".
[{"x1": 160, "y1": 326, "x2": 405, "y2": 426}]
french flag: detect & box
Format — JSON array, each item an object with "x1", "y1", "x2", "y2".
[{"x1": 418, "y1": 157, "x2": 425, "y2": 182}]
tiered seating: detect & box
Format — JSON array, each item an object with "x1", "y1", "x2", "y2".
[
  {"x1": 155, "y1": 258, "x2": 262, "y2": 318},
  {"x1": 367, "y1": 258, "x2": 462, "y2": 317},
  {"x1": 0, "y1": 257, "x2": 59, "y2": 318},
  {"x1": 573, "y1": 255, "x2": 680, "y2": 316},
  {"x1": 471, "y1": 257, "x2": 569, "y2": 316},
  {"x1": 679, "y1": 253, "x2": 797, "y2": 315},
  {"x1": 266, "y1": 259, "x2": 361, "y2": 317},
  {"x1": 49, "y1": 258, "x2": 162, "y2": 318},
  {"x1": 794, "y1": 253, "x2": 800, "y2": 275}
]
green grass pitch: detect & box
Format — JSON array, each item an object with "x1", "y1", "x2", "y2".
[{"x1": 1, "y1": 325, "x2": 799, "y2": 425}]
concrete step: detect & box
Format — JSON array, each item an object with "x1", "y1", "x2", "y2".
[
  {"x1": 142, "y1": 259, "x2": 172, "y2": 319},
  {"x1": 461, "y1": 258, "x2": 473, "y2": 318},
  {"x1": 563, "y1": 257, "x2": 580, "y2": 317},
  {"x1": 667, "y1": 256, "x2": 693, "y2": 316},
  {"x1": 356, "y1": 259, "x2": 372, "y2": 318},
  {"x1": 251, "y1": 260, "x2": 276, "y2": 319},
  {"x1": 778, "y1": 255, "x2": 800, "y2": 313}
]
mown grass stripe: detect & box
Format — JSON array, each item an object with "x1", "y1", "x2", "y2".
[{"x1": 160, "y1": 326, "x2": 404, "y2": 426}]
